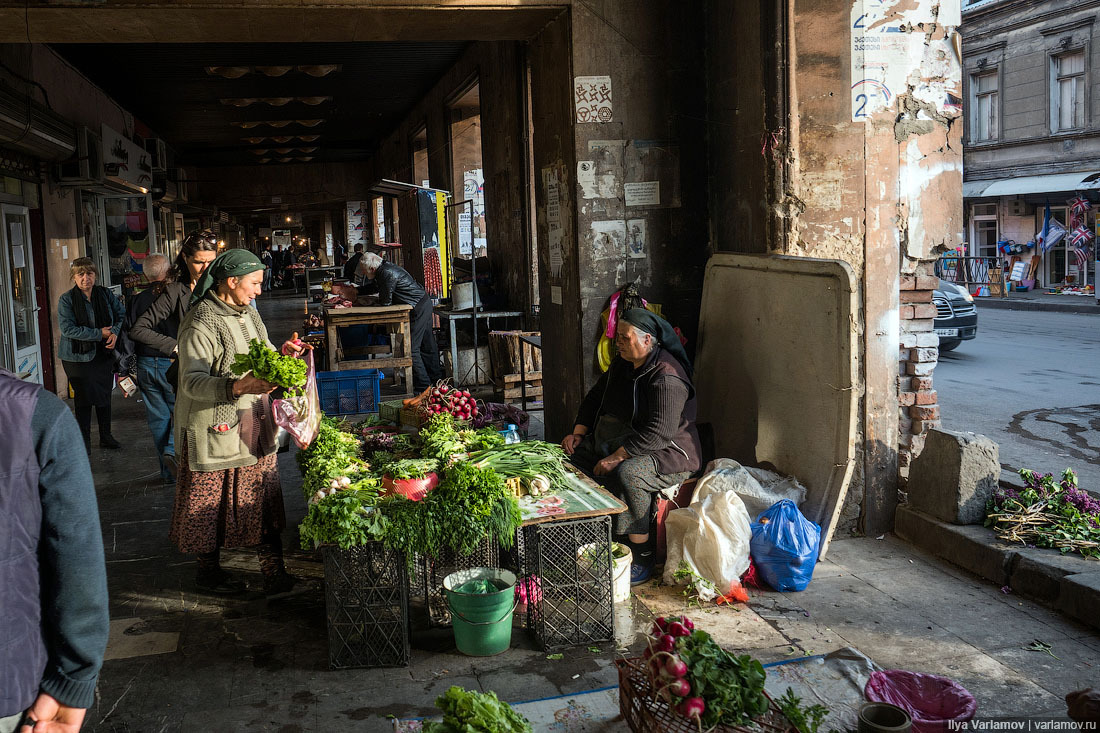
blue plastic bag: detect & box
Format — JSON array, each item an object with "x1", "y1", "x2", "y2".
[{"x1": 749, "y1": 499, "x2": 821, "y2": 592}]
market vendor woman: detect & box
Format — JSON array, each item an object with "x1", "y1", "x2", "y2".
[
  {"x1": 562, "y1": 308, "x2": 701, "y2": 585},
  {"x1": 170, "y1": 249, "x2": 306, "y2": 597}
]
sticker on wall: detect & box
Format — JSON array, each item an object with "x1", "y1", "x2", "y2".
[
  {"x1": 543, "y1": 166, "x2": 565, "y2": 279},
  {"x1": 627, "y1": 219, "x2": 647, "y2": 259},
  {"x1": 590, "y1": 220, "x2": 626, "y2": 257},
  {"x1": 574, "y1": 75, "x2": 613, "y2": 123},
  {"x1": 624, "y1": 181, "x2": 660, "y2": 208}
]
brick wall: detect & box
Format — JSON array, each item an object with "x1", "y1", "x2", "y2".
[{"x1": 898, "y1": 270, "x2": 941, "y2": 480}]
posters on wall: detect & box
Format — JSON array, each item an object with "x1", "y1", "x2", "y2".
[
  {"x1": 624, "y1": 182, "x2": 660, "y2": 208},
  {"x1": 574, "y1": 75, "x2": 613, "y2": 123},
  {"x1": 543, "y1": 166, "x2": 564, "y2": 279},
  {"x1": 346, "y1": 201, "x2": 369, "y2": 247},
  {"x1": 627, "y1": 219, "x2": 646, "y2": 259}
]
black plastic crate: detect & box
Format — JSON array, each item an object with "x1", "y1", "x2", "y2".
[
  {"x1": 422, "y1": 538, "x2": 500, "y2": 627},
  {"x1": 323, "y1": 543, "x2": 409, "y2": 669},
  {"x1": 522, "y1": 516, "x2": 615, "y2": 650}
]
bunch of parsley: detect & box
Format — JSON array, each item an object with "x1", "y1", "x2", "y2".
[{"x1": 231, "y1": 338, "x2": 307, "y2": 396}]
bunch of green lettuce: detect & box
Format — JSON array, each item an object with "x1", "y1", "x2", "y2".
[
  {"x1": 231, "y1": 338, "x2": 307, "y2": 396},
  {"x1": 423, "y1": 686, "x2": 532, "y2": 733}
]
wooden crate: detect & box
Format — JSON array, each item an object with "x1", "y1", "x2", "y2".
[
  {"x1": 495, "y1": 372, "x2": 543, "y2": 400},
  {"x1": 488, "y1": 331, "x2": 542, "y2": 382}
]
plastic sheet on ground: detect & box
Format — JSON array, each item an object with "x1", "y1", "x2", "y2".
[{"x1": 763, "y1": 647, "x2": 879, "y2": 731}]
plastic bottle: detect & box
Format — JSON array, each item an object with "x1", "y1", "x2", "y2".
[{"x1": 503, "y1": 423, "x2": 521, "y2": 444}]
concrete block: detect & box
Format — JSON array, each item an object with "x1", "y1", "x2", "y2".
[
  {"x1": 908, "y1": 428, "x2": 999, "y2": 525},
  {"x1": 1012, "y1": 548, "x2": 1098, "y2": 602},
  {"x1": 1056, "y1": 572, "x2": 1100, "y2": 631}
]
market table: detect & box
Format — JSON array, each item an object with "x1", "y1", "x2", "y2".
[
  {"x1": 434, "y1": 308, "x2": 523, "y2": 384},
  {"x1": 323, "y1": 304, "x2": 414, "y2": 393}
]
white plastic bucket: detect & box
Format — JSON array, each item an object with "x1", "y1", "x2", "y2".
[{"x1": 578, "y1": 542, "x2": 632, "y2": 604}]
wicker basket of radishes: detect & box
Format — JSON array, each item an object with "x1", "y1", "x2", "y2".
[
  {"x1": 403, "y1": 380, "x2": 481, "y2": 422},
  {"x1": 615, "y1": 615, "x2": 794, "y2": 733}
]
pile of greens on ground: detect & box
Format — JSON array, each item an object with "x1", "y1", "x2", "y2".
[
  {"x1": 422, "y1": 686, "x2": 532, "y2": 733},
  {"x1": 774, "y1": 688, "x2": 830, "y2": 733},
  {"x1": 231, "y1": 338, "x2": 308, "y2": 396},
  {"x1": 985, "y1": 468, "x2": 1100, "y2": 559}
]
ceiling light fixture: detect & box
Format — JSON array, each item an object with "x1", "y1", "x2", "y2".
[
  {"x1": 298, "y1": 64, "x2": 340, "y2": 77},
  {"x1": 297, "y1": 147, "x2": 318, "y2": 153},
  {"x1": 256, "y1": 66, "x2": 293, "y2": 77},
  {"x1": 273, "y1": 148, "x2": 293, "y2": 155},
  {"x1": 298, "y1": 135, "x2": 320, "y2": 142},
  {"x1": 250, "y1": 149, "x2": 270, "y2": 155},
  {"x1": 242, "y1": 136, "x2": 266, "y2": 144},
  {"x1": 298, "y1": 97, "x2": 332, "y2": 106},
  {"x1": 205, "y1": 66, "x2": 250, "y2": 78},
  {"x1": 231, "y1": 119, "x2": 325, "y2": 129},
  {"x1": 296, "y1": 157, "x2": 314, "y2": 162},
  {"x1": 270, "y1": 136, "x2": 293, "y2": 143},
  {"x1": 278, "y1": 158, "x2": 294, "y2": 163}
]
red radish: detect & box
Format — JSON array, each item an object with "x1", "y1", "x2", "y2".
[
  {"x1": 681, "y1": 617, "x2": 694, "y2": 632},
  {"x1": 654, "y1": 617, "x2": 669, "y2": 632},
  {"x1": 666, "y1": 678, "x2": 690, "y2": 697},
  {"x1": 439, "y1": 385, "x2": 449, "y2": 393},
  {"x1": 656, "y1": 634, "x2": 675, "y2": 653},
  {"x1": 668, "y1": 621, "x2": 688, "y2": 638},
  {"x1": 665, "y1": 656, "x2": 687, "y2": 678},
  {"x1": 677, "y1": 698, "x2": 705, "y2": 719},
  {"x1": 642, "y1": 646, "x2": 654, "y2": 661}
]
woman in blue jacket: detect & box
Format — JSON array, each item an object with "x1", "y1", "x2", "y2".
[{"x1": 58, "y1": 257, "x2": 125, "y2": 453}]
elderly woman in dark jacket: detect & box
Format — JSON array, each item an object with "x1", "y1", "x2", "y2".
[
  {"x1": 562, "y1": 309, "x2": 701, "y2": 584},
  {"x1": 58, "y1": 257, "x2": 126, "y2": 454}
]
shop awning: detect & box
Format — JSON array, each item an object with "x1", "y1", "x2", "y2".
[{"x1": 964, "y1": 171, "x2": 1100, "y2": 198}]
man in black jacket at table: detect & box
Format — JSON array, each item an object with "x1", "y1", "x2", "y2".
[{"x1": 357, "y1": 252, "x2": 443, "y2": 392}]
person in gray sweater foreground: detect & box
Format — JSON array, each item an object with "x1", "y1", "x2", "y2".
[{"x1": 0, "y1": 370, "x2": 109, "y2": 733}]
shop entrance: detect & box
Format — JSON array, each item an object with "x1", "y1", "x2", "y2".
[{"x1": 0, "y1": 204, "x2": 42, "y2": 382}]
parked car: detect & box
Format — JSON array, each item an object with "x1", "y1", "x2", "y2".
[{"x1": 933, "y1": 280, "x2": 978, "y2": 351}]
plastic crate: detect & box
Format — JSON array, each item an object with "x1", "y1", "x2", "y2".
[
  {"x1": 322, "y1": 543, "x2": 410, "y2": 669},
  {"x1": 522, "y1": 516, "x2": 614, "y2": 650},
  {"x1": 615, "y1": 657, "x2": 791, "y2": 733},
  {"x1": 317, "y1": 368, "x2": 381, "y2": 415}
]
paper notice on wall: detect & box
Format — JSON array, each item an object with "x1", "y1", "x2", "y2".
[
  {"x1": 578, "y1": 161, "x2": 598, "y2": 199},
  {"x1": 626, "y1": 219, "x2": 646, "y2": 259},
  {"x1": 850, "y1": 0, "x2": 941, "y2": 121},
  {"x1": 624, "y1": 181, "x2": 660, "y2": 207},
  {"x1": 574, "y1": 75, "x2": 613, "y2": 123},
  {"x1": 590, "y1": 220, "x2": 627, "y2": 258},
  {"x1": 11, "y1": 244, "x2": 25, "y2": 269},
  {"x1": 346, "y1": 201, "x2": 368, "y2": 246},
  {"x1": 550, "y1": 285, "x2": 563, "y2": 305},
  {"x1": 544, "y1": 167, "x2": 564, "y2": 279},
  {"x1": 458, "y1": 211, "x2": 473, "y2": 255}
]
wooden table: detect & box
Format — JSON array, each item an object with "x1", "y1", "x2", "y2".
[
  {"x1": 323, "y1": 304, "x2": 414, "y2": 394},
  {"x1": 518, "y1": 467, "x2": 625, "y2": 526}
]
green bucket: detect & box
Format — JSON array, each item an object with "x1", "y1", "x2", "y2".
[{"x1": 442, "y1": 567, "x2": 518, "y2": 656}]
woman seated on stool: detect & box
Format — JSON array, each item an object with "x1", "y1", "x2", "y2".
[{"x1": 561, "y1": 308, "x2": 701, "y2": 585}]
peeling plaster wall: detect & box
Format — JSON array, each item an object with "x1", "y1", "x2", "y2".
[{"x1": 763, "y1": 0, "x2": 962, "y2": 533}]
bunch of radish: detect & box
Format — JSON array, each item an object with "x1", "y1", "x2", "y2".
[
  {"x1": 642, "y1": 615, "x2": 706, "y2": 723},
  {"x1": 421, "y1": 381, "x2": 479, "y2": 421}
]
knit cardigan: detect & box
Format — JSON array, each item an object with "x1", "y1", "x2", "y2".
[{"x1": 174, "y1": 293, "x2": 277, "y2": 472}]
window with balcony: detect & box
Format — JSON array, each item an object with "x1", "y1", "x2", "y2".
[
  {"x1": 1052, "y1": 50, "x2": 1086, "y2": 132},
  {"x1": 971, "y1": 70, "x2": 998, "y2": 141}
]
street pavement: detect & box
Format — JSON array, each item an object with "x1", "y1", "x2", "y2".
[{"x1": 936, "y1": 308, "x2": 1100, "y2": 493}]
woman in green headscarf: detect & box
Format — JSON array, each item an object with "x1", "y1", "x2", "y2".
[
  {"x1": 169, "y1": 249, "x2": 307, "y2": 597},
  {"x1": 562, "y1": 308, "x2": 702, "y2": 585}
]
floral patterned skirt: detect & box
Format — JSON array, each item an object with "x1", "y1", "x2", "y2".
[{"x1": 169, "y1": 443, "x2": 286, "y2": 555}]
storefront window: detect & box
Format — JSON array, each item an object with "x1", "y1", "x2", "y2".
[
  {"x1": 449, "y1": 81, "x2": 487, "y2": 260},
  {"x1": 970, "y1": 204, "x2": 998, "y2": 259},
  {"x1": 103, "y1": 196, "x2": 152, "y2": 291}
]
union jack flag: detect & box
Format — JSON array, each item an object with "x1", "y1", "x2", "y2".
[
  {"x1": 1069, "y1": 196, "x2": 1092, "y2": 217},
  {"x1": 1071, "y1": 225, "x2": 1094, "y2": 247}
]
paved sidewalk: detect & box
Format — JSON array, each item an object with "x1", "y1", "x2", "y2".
[
  {"x1": 77, "y1": 289, "x2": 1099, "y2": 730},
  {"x1": 974, "y1": 291, "x2": 1100, "y2": 314}
]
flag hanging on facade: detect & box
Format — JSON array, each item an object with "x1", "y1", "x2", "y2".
[
  {"x1": 1071, "y1": 225, "x2": 1094, "y2": 248},
  {"x1": 1069, "y1": 195, "x2": 1092, "y2": 217},
  {"x1": 1037, "y1": 203, "x2": 1067, "y2": 252},
  {"x1": 1075, "y1": 244, "x2": 1090, "y2": 271}
]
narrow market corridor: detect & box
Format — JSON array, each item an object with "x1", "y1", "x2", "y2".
[{"x1": 81, "y1": 288, "x2": 1100, "y2": 729}]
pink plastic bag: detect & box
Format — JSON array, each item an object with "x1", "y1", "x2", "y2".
[
  {"x1": 272, "y1": 350, "x2": 321, "y2": 449},
  {"x1": 865, "y1": 669, "x2": 977, "y2": 733}
]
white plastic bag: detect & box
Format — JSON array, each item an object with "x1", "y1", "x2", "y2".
[
  {"x1": 272, "y1": 351, "x2": 321, "y2": 449},
  {"x1": 698, "y1": 458, "x2": 807, "y2": 519},
  {"x1": 662, "y1": 469, "x2": 753, "y2": 601}
]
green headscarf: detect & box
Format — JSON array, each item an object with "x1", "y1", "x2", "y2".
[
  {"x1": 620, "y1": 308, "x2": 692, "y2": 376},
  {"x1": 190, "y1": 249, "x2": 266, "y2": 306}
]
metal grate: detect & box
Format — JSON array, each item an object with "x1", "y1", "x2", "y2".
[
  {"x1": 323, "y1": 543, "x2": 409, "y2": 669},
  {"x1": 423, "y1": 539, "x2": 500, "y2": 626},
  {"x1": 523, "y1": 516, "x2": 614, "y2": 650},
  {"x1": 933, "y1": 296, "x2": 952, "y2": 319},
  {"x1": 615, "y1": 657, "x2": 792, "y2": 733},
  {"x1": 952, "y1": 301, "x2": 977, "y2": 316}
]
